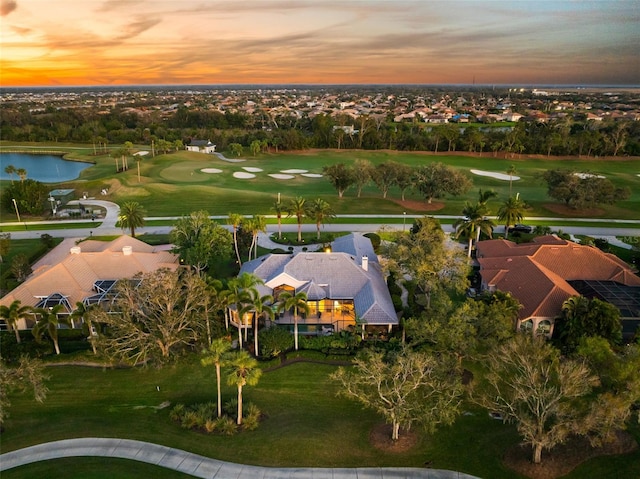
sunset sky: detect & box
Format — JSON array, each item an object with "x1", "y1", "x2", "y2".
[{"x1": 1, "y1": 0, "x2": 638, "y2": 87}]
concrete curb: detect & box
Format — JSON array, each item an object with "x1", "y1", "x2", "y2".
[{"x1": 0, "y1": 437, "x2": 481, "y2": 478}]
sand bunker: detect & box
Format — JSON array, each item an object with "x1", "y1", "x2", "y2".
[
  {"x1": 233, "y1": 172, "x2": 256, "y2": 179},
  {"x1": 201, "y1": 168, "x2": 223, "y2": 174},
  {"x1": 281, "y1": 169, "x2": 308, "y2": 174},
  {"x1": 574, "y1": 172, "x2": 605, "y2": 179},
  {"x1": 269, "y1": 174, "x2": 296, "y2": 179},
  {"x1": 470, "y1": 169, "x2": 520, "y2": 181},
  {"x1": 301, "y1": 173, "x2": 323, "y2": 178},
  {"x1": 243, "y1": 167, "x2": 263, "y2": 173}
]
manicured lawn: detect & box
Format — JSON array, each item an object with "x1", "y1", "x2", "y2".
[
  {"x1": 2, "y1": 356, "x2": 638, "y2": 478},
  {"x1": 3, "y1": 145, "x2": 639, "y2": 220}
]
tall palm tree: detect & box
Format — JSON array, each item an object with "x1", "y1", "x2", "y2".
[
  {"x1": 246, "y1": 215, "x2": 267, "y2": 260},
  {"x1": 70, "y1": 301, "x2": 98, "y2": 354},
  {"x1": 241, "y1": 289, "x2": 273, "y2": 357},
  {"x1": 32, "y1": 304, "x2": 71, "y2": 355},
  {"x1": 225, "y1": 273, "x2": 262, "y2": 348},
  {"x1": 454, "y1": 202, "x2": 495, "y2": 258},
  {"x1": 16, "y1": 168, "x2": 27, "y2": 183},
  {"x1": 306, "y1": 198, "x2": 335, "y2": 240},
  {"x1": 271, "y1": 200, "x2": 285, "y2": 240},
  {"x1": 477, "y1": 188, "x2": 498, "y2": 206},
  {"x1": 506, "y1": 164, "x2": 517, "y2": 196},
  {"x1": 227, "y1": 213, "x2": 244, "y2": 266},
  {"x1": 0, "y1": 299, "x2": 30, "y2": 343},
  {"x1": 287, "y1": 197, "x2": 306, "y2": 243},
  {"x1": 201, "y1": 337, "x2": 232, "y2": 418},
  {"x1": 497, "y1": 195, "x2": 525, "y2": 240},
  {"x1": 117, "y1": 201, "x2": 146, "y2": 238},
  {"x1": 276, "y1": 291, "x2": 309, "y2": 351},
  {"x1": 226, "y1": 350, "x2": 262, "y2": 425},
  {"x1": 4, "y1": 164, "x2": 16, "y2": 184}
]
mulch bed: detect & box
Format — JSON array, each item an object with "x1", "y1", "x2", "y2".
[
  {"x1": 390, "y1": 199, "x2": 445, "y2": 212},
  {"x1": 503, "y1": 431, "x2": 638, "y2": 479},
  {"x1": 369, "y1": 423, "x2": 419, "y2": 453},
  {"x1": 542, "y1": 203, "x2": 606, "y2": 218}
]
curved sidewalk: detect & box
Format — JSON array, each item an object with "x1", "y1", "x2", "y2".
[{"x1": 0, "y1": 437, "x2": 480, "y2": 478}]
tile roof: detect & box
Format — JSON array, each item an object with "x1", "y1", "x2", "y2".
[
  {"x1": 0, "y1": 235, "x2": 179, "y2": 310},
  {"x1": 477, "y1": 236, "x2": 640, "y2": 321},
  {"x1": 240, "y1": 234, "x2": 397, "y2": 325}
]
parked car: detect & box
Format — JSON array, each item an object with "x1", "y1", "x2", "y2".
[{"x1": 508, "y1": 224, "x2": 533, "y2": 234}]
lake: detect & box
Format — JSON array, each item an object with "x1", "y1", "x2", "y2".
[{"x1": 0, "y1": 153, "x2": 92, "y2": 183}]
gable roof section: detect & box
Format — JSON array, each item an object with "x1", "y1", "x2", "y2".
[{"x1": 0, "y1": 236, "x2": 179, "y2": 310}]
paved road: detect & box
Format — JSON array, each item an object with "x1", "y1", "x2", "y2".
[{"x1": 0, "y1": 438, "x2": 480, "y2": 478}]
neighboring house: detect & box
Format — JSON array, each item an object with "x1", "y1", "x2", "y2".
[
  {"x1": 185, "y1": 140, "x2": 216, "y2": 154},
  {"x1": 234, "y1": 233, "x2": 398, "y2": 336},
  {"x1": 0, "y1": 236, "x2": 180, "y2": 330},
  {"x1": 476, "y1": 236, "x2": 640, "y2": 338}
]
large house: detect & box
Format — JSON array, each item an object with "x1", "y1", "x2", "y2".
[
  {"x1": 0, "y1": 236, "x2": 180, "y2": 330},
  {"x1": 234, "y1": 233, "x2": 398, "y2": 336},
  {"x1": 476, "y1": 236, "x2": 640, "y2": 338},
  {"x1": 185, "y1": 139, "x2": 216, "y2": 154}
]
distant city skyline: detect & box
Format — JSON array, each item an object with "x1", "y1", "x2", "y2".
[{"x1": 1, "y1": 0, "x2": 638, "y2": 87}]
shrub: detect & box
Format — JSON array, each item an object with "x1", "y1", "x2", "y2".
[
  {"x1": 204, "y1": 418, "x2": 217, "y2": 433},
  {"x1": 364, "y1": 232, "x2": 381, "y2": 250},
  {"x1": 216, "y1": 417, "x2": 237, "y2": 436},
  {"x1": 170, "y1": 403, "x2": 185, "y2": 422},
  {"x1": 224, "y1": 398, "x2": 238, "y2": 418},
  {"x1": 181, "y1": 410, "x2": 200, "y2": 429},
  {"x1": 259, "y1": 326, "x2": 293, "y2": 358}
]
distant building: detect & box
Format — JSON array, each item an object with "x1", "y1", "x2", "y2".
[{"x1": 186, "y1": 140, "x2": 216, "y2": 154}]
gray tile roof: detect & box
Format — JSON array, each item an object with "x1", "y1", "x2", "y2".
[{"x1": 239, "y1": 234, "x2": 397, "y2": 325}]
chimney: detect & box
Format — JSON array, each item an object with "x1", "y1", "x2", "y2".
[
  {"x1": 362, "y1": 255, "x2": 368, "y2": 271},
  {"x1": 122, "y1": 246, "x2": 133, "y2": 256},
  {"x1": 70, "y1": 246, "x2": 81, "y2": 254}
]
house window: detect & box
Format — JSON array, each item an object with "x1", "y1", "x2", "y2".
[
  {"x1": 519, "y1": 319, "x2": 533, "y2": 333},
  {"x1": 273, "y1": 284, "x2": 294, "y2": 301},
  {"x1": 536, "y1": 320, "x2": 552, "y2": 335}
]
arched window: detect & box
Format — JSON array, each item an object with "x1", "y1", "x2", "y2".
[
  {"x1": 519, "y1": 319, "x2": 533, "y2": 333},
  {"x1": 536, "y1": 320, "x2": 552, "y2": 335}
]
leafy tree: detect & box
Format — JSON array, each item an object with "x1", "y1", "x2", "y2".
[
  {"x1": 393, "y1": 162, "x2": 414, "y2": 201},
  {"x1": 331, "y1": 347, "x2": 462, "y2": 441},
  {"x1": 250, "y1": 139, "x2": 261, "y2": 156},
  {"x1": 286, "y1": 197, "x2": 307, "y2": 243},
  {"x1": 1, "y1": 179, "x2": 49, "y2": 215},
  {"x1": 497, "y1": 195, "x2": 525, "y2": 239},
  {"x1": 473, "y1": 334, "x2": 601, "y2": 464},
  {"x1": 413, "y1": 162, "x2": 472, "y2": 204},
  {"x1": 96, "y1": 268, "x2": 206, "y2": 365},
  {"x1": 32, "y1": 304, "x2": 71, "y2": 355},
  {"x1": 0, "y1": 355, "x2": 48, "y2": 428},
  {"x1": 372, "y1": 161, "x2": 400, "y2": 199},
  {"x1": 117, "y1": 201, "x2": 146, "y2": 238},
  {"x1": 0, "y1": 232, "x2": 10, "y2": 263},
  {"x1": 201, "y1": 337, "x2": 232, "y2": 418},
  {"x1": 322, "y1": 163, "x2": 355, "y2": 198},
  {"x1": 170, "y1": 211, "x2": 233, "y2": 275},
  {"x1": 276, "y1": 291, "x2": 309, "y2": 351},
  {"x1": 542, "y1": 168, "x2": 630, "y2": 209},
  {"x1": 229, "y1": 143, "x2": 244, "y2": 157},
  {"x1": 226, "y1": 350, "x2": 262, "y2": 425},
  {"x1": 554, "y1": 296, "x2": 622, "y2": 354},
  {"x1": 10, "y1": 253, "x2": 32, "y2": 282},
  {"x1": 306, "y1": 198, "x2": 335, "y2": 240},
  {"x1": 0, "y1": 299, "x2": 30, "y2": 343},
  {"x1": 352, "y1": 159, "x2": 373, "y2": 197}
]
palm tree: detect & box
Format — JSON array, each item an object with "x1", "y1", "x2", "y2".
[
  {"x1": 477, "y1": 188, "x2": 498, "y2": 206},
  {"x1": 306, "y1": 198, "x2": 335, "y2": 240},
  {"x1": 271, "y1": 200, "x2": 285, "y2": 240},
  {"x1": 506, "y1": 164, "x2": 517, "y2": 196},
  {"x1": 32, "y1": 304, "x2": 71, "y2": 355},
  {"x1": 497, "y1": 195, "x2": 525, "y2": 240},
  {"x1": 117, "y1": 201, "x2": 146, "y2": 237},
  {"x1": 227, "y1": 213, "x2": 244, "y2": 266},
  {"x1": 16, "y1": 168, "x2": 27, "y2": 183},
  {"x1": 0, "y1": 299, "x2": 30, "y2": 343},
  {"x1": 287, "y1": 197, "x2": 306, "y2": 243},
  {"x1": 71, "y1": 301, "x2": 99, "y2": 354},
  {"x1": 226, "y1": 350, "x2": 262, "y2": 425},
  {"x1": 246, "y1": 215, "x2": 267, "y2": 260},
  {"x1": 276, "y1": 291, "x2": 309, "y2": 351},
  {"x1": 201, "y1": 337, "x2": 232, "y2": 418},
  {"x1": 225, "y1": 273, "x2": 262, "y2": 348},
  {"x1": 4, "y1": 164, "x2": 16, "y2": 184},
  {"x1": 454, "y1": 202, "x2": 495, "y2": 258},
  {"x1": 241, "y1": 289, "x2": 273, "y2": 357}
]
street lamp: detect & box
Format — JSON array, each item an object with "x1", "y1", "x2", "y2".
[
  {"x1": 12, "y1": 198, "x2": 21, "y2": 223},
  {"x1": 403, "y1": 212, "x2": 406, "y2": 232}
]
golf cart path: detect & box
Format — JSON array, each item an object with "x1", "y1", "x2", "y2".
[{"x1": 0, "y1": 437, "x2": 480, "y2": 478}]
